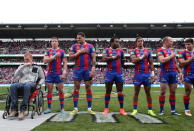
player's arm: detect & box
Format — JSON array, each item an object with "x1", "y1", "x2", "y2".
[
  {"x1": 102, "y1": 49, "x2": 116, "y2": 62},
  {"x1": 69, "y1": 46, "x2": 88, "y2": 60},
  {"x1": 178, "y1": 52, "x2": 192, "y2": 66},
  {"x1": 43, "y1": 55, "x2": 56, "y2": 63},
  {"x1": 148, "y1": 51, "x2": 155, "y2": 77},
  {"x1": 62, "y1": 57, "x2": 68, "y2": 75},
  {"x1": 103, "y1": 55, "x2": 117, "y2": 62},
  {"x1": 90, "y1": 46, "x2": 96, "y2": 77},
  {"x1": 130, "y1": 50, "x2": 147, "y2": 63},
  {"x1": 43, "y1": 50, "x2": 60, "y2": 64},
  {"x1": 157, "y1": 50, "x2": 175, "y2": 63},
  {"x1": 131, "y1": 54, "x2": 141, "y2": 63},
  {"x1": 121, "y1": 50, "x2": 125, "y2": 67}
]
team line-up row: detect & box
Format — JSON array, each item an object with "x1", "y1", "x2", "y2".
[{"x1": 7, "y1": 32, "x2": 194, "y2": 120}]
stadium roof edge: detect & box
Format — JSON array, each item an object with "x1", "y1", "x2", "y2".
[{"x1": 0, "y1": 23, "x2": 194, "y2": 38}]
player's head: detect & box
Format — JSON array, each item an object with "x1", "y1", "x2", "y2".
[
  {"x1": 110, "y1": 37, "x2": 119, "y2": 49},
  {"x1": 135, "y1": 37, "x2": 144, "y2": 48},
  {"x1": 162, "y1": 36, "x2": 173, "y2": 48},
  {"x1": 77, "y1": 32, "x2": 85, "y2": 44},
  {"x1": 51, "y1": 37, "x2": 59, "y2": 49},
  {"x1": 24, "y1": 52, "x2": 33, "y2": 63},
  {"x1": 184, "y1": 38, "x2": 194, "y2": 51}
]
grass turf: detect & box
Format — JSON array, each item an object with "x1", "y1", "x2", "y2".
[{"x1": 1, "y1": 86, "x2": 194, "y2": 131}]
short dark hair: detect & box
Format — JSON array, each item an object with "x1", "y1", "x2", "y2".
[
  {"x1": 135, "y1": 37, "x2": 143, "y2": 43},
  {"x1": 184, "y1": 38, "x2": 193, "y2": 44},
  {"x1": 77, "y1": 32, "x2": 85, "y2": 37},
  {"x1": 110, "y1": 37, "x2": 118, "y2": 43}
]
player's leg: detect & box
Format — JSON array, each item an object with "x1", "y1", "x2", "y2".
[
  {"x1": 183, "y1": 79, "x2": 192, "y2": 116},
  {"x1": 131, "y1": 73, "x2": 142, "y2": 115},
  {"x1": 84, "y1": 69, "x2": 95, "y2": 114},
  {"x1": 70, "y1": 80, "x2": 81, "y2": 115},
  {"x1": 158, "y1": 73, "x2": 169, "y2": 115},
  {"x1": 116, "y1": 82, "x2": 127, "y2": 115},
  {"x1": 169, "y1": 72, "x2": 181, "y2": 115},
  {"x1": 144, "y1": 85, "x2": 156, "y2": 116},
  {"x1": 102, "y1": 72, "x2": 114, "y2": 114},
  {"x1": 44, "y1": 82, "x2": 54, "y2": 114},
  {"x1": 44, "y1": 74, "x2": 54, "y2": 114},
  {"x1": 70, "y1": 70, "x2": 82, "y2": 115},
  {"x1": 102, "y1": 82, "x2": 113, "y2": 115},
  {"x1": 143, "y1": 74, "x2": 156, "y2": 116},
  {"x1": 56, "y1": 82, "x2": 66, "y2": 113},
  {"x1": 131, "y1": 85, "x2": 141, "y2": 115},
  {"x1": 159, "y1": 83, "x2": 167, "y2": 115}
]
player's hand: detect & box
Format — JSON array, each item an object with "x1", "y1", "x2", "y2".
[
  {"x1": 178, "y1": 73, "x2": 183, "y2": 81},
  {"x1": 55, "y1": 52, "x2": 61, "y2": 58},
  {"x1": 170, "y1": 52, "x2": 176, "y2": 58},
  {"x1": 116, "y1": 54, "x2": 121, "y2": 59},
  {"x1": 89, "y1": 67, "x2": 95, "y2": 78},
  {"x1": 80, "y1": 48, "x2": 89, "y2": 54},
  {"x1": 36, "y1": 85, "x2": 41, "y2": 89},
  {"x1": 143, "y1": 52, "x2": 148, "y2": 57},
  {"x1": 151, "y1": 76, "x2": 156, "y2": 83},
  {"x1": 192, "y1": 54, "x2": 194, "y2": 60}
]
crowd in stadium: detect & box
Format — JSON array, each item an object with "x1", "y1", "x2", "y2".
[{"x1": 0, "y1": 40, "x2": 185, "y2": 54}]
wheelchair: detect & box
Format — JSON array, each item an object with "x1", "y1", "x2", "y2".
[{"x1": 2, "y1": 86, "x2": 44, "y2": 119}]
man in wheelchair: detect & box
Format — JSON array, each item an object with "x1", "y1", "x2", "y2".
[{"x1": 9, "y1": 52, "x2": 45, "y2": 120}]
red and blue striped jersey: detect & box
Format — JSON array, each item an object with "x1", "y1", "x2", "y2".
[
  {"x1": 156, "y1": 47, "x2": 177, "y2": 72},
  {"x1": 131, "y1": 48, "x2": 152, "y2": 73},
  {"x1": 103, "y1": 48, "x2": 124, "y2": 72},
  {"x1": 70, "y1": 43, "x2": 95, "y2": 70},
  {"x1": 45, "y1": 48, "x2": 65, "y2": 74},
  {"x1": 178, "y1": 49, "x2": 194, "y2": 75}
]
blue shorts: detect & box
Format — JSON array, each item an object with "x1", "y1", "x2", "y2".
[
  {"x1": 159, "y1": 72, "x2": 178, "y2": 84},
  {"x1": 73, "y1": 69, "x2": 92, "y2": 81},
  {"x1": 184, "y1": 74, "x2": 194, "y2": 85},
  {"x1": 133, "y1": 73, "x2": 151, "y2": 86},
  {"x1": 45, "y1": 73, "x2": 64, "y2": 84},
  {"x1": 105, "y1": 72, "x2": 123, "y2": 83}
]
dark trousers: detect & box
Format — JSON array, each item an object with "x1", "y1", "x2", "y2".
[{"x1": 10, "y1": 83, "x2": 36, "y2": 111}]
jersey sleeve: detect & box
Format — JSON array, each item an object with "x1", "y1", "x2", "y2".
[
  {"x1": 44, "y1": 50, "x2": 50, "y2": 56},
  {"x1": 130, "y1": 49, "x2": 135, "y2": 56},
  {"x1": 156, "y1": 49, "x2": 163, "y2": 58},
  {"x1": 61, "y1": 50, "x2": 65, "y2": 58},
  {"x1": 90, "y1": 45, "x2": 96, "y2": 54},
  {"x1": 69, "y1": 45, "x2": 75, "y2": 54},
  {"x1": 121, "y1": 49, "x2": 124, "y2": 60},
  {"x1": 178, "y1": 51, "x2": 184, "y2": 60},
  {"x1": 102, "y1": 48, "x2": 107, "y2": 57},
  {"x1": 148, "y1": 50, "x2": 152, "y2": 60}
]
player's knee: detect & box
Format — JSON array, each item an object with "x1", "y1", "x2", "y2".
[{"x1": 160, "y1": 91, "x2": 166, "y2": 96}]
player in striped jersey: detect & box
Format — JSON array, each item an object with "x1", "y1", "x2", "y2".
[
  {"x1": 69, "y1": 32, "x2": 96, "y2": 115},
  {"x1": 157, "y1": 36, "x2": 182, "y2": 115},
  {"x1": 43, "y1": 37, "x2": 67, "y2": 114},
  {"x1": 102, "y1": 37, "x2": 127, "y2": 115},
  {"x1": 130, "y1": 37, "x2": 156, "y2": 116},
  {"x1": 178, "y1": 38, "x2": 194, "y2": 116}
]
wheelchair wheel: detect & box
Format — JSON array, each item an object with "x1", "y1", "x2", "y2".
[
  {"x1": 5, "y1": 94, "x2": 11, "y2": 115},
  {"x1": 36, "y1": 90, "x2": 44, "y2": 115},
  {"x1": 2, "y1": 112, "x2": 8, "y2": 119}
]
